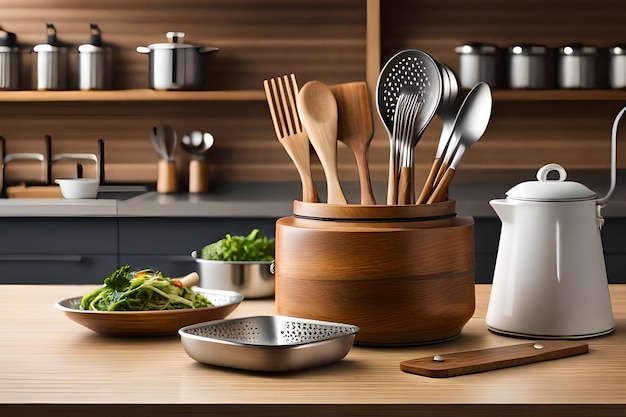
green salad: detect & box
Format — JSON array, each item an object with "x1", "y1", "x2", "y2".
[
  {"x1": 80, "y1": 265, "x2": 212, "y2": 311},
  {"x1": 200, "y1": 228, "x2": 275, "y2": 262}
]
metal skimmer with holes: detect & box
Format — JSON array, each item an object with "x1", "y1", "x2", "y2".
[
  {"x1": 376, "y1": 49, "x2": 443, "y2": 204},
  {"x1": 377, "y1": 49, "x2": 442, "y2": 131},
  {"x1": 179, "y1": 315, "x2": 360, "y2": 372}
]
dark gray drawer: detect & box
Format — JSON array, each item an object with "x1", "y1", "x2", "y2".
[
  {"x1": 0, "y1": 254, "x2": 118, "y2": 284},
  {"x1": 0, "y1": 218, "x2": 117, "y2": 254}
]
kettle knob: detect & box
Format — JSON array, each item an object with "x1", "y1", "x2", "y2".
[{"x1": 536, "y1": 163, "x2": 567, "y2": 182}]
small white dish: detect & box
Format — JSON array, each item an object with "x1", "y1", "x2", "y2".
[{"x1": 55, "y1": 178, "x2": 99, "y2": 199}]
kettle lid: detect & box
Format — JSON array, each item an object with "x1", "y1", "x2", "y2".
[{"x1": 506, "y1": 163, "x2": 597, "y2": 201}]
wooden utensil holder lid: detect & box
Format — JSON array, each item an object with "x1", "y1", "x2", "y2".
[{"x1": 275, "y1": 200, "x2": 475, "y2": 346}]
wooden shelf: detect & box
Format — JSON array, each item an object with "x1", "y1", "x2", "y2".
[
  {"x1": 492, "y1": 89, "x2": 626, "y2": 101},
  {"x1": 0, "y1": 89, "x2": 267, "y2": 103},
  {"x1": 1, "y1": 88, "x2": 625, "y2": 104}
]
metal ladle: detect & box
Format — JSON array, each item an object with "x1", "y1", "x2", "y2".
[{"x1": 182, "y1": 131, "x2": 214, "y2": 155}]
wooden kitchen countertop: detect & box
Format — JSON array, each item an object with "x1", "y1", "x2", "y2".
[{"x1": 2, "y1": 284, "x2": 626, "y2": 417}]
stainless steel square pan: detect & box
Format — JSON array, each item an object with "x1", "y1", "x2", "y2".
[{"x1": 179, "y1": 315, "x2": 359, "y2": 372}]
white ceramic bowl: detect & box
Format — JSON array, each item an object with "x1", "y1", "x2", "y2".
[{"x1": 55, "y1": 178, "x2": 99, "y2": 199}]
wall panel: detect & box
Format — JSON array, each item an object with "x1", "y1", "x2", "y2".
[{"x1": 0, "y1": 0, "x2": 368, "y2": 187}]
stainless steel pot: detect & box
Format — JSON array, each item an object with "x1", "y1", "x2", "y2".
[
  {"x1": 508, "y1": 44, "x2": 547, "y2": 89},
  {"x1": 0, "y1": 27, "x2": 19, "y2": 90},
  {"x1": 455, "y1": 42, "x2": 499, "y2": 88},
  {"x1": 137, "y1": 32, "x2": 218, "y2": 90},
  {"x1": 33, "y1": 23, "x2": 67, "y2": 90},
  {"x1": 609, "y1": 45, "x2": 626, "y2": 89},
  {"x1": 191, "y1": 251, "x2": 274, "y2": 299},
  {"x1": 78, "y1": 24, "x2": 111, "y2": 90},
  {"x1": 557, "y1": 44, "x2": 597, "y2": 89}
]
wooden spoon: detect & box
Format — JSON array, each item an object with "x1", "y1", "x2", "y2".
[
  {"x1": 297, "y1": 80, "x2": 347, "y2": 205},
  {"x1": 331, "y1": 82, "x2": 376, "y2": 205}
]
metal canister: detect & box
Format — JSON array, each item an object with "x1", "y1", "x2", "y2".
[
  {"x1": 33, "y1": 23, "x2": 67, "y2": 90},
  {"x1": 609, "y1": 46, "x2": 626, "y2": 89},
  {"x1": 508, "y1": 44, "x2": 547, "y2": 89},
  {"x1": 455, "y1": 42, "x2": 499, "y2": 89},
  {"x1": 0, "y1": 27, "x2": 19, "y2": 90},
  {"x1": 557, "y1": 44, "x2": 597, "y2": 89},
  {"x1": 78, "y1": 24, "x2": 111, "y2": 90}
]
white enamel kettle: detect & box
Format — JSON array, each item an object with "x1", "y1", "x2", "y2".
[{"x1": 486, "y1": 106, "x2": 626, "y2": 339}]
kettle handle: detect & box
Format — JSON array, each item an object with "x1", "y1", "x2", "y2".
[{"x1": 598, "y1": 106, "x2": 626, "y2": 207}]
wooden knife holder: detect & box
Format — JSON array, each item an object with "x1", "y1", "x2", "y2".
[{"x1": 275, "y1": 200, "x2": 475, "y2": 346}]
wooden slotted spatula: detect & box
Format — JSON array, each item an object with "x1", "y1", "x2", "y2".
[
  {"x1": 331, "y1": 82, "x2": 376, "y2": 205},
  {"x1": 264, "y1": 74, "x2": 319, "y2": 203}
]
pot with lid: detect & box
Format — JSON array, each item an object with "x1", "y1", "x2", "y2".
[
  {"x1": 557, "y1": 44, "x2": 598, "y2": 89},
  {"x1": 608, "y1": 45, "x2": 626, "y2": 89},
  {"x1": 507, "y1": 44, "x2": 547, "y2": 89},
  {"x1": 33, "y1": 23, "x2": 68, "y2": 90},
  {"x1": 486, "y1": 107, "x2": 626, "y2": 339},
  {"x1": 137, "y1": 32, "x2": 218, "y2": 90},
  {"x1": 0, "y1": 27, "x2": 19, "y2": 90},
  {"x1": 78, "y1": 23, "x2": 111, "y2": 90},
  {"x1": 455, "y1": 42, "x2": 500, "y2": 88}
]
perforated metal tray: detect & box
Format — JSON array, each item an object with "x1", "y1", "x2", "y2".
[{"x1": 179, "y1": 315, "x2": 359, "y2": 372}]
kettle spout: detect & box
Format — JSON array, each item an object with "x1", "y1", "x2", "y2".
[{"x1": 489, "y1": 199, "x2": 515, "y2": 221}]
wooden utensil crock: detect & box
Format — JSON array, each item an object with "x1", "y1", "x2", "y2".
[{"x1": 275, "y1": 200, "x2": 475, "y2": 346}]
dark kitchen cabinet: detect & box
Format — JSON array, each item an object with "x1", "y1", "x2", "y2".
[
  {"x1": 0, "y1": 216, "x2": 279, "y2": 284},
  {"x1": 0, "y1": 218, "x2": 118, "y2": 284}
]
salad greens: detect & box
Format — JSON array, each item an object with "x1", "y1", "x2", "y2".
[
  {"x1": 200, "y1": 228, "x2": 275, "y2": 262},
  {"x1": 80, "y1": 265, "x2": 212, "y2": 311}
]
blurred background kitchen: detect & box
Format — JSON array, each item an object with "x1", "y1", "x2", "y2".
[{"x1": 1, "y1": 0, "x2": 626, "y2": 284}]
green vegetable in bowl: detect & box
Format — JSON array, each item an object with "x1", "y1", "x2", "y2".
[
  {"x1": 200, "y1": 228, "x2": 275, "y2": 262},
  {"x1": 80, "y1": 265, "x2": 212, "y2": 311}
]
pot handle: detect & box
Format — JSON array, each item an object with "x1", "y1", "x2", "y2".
[
  {"x1": 598, "y1": 106, "x2": 626, "y2": 207},
  {"x1": 199, "y1": 47, "x2": 219, "y2": 54},
  {"x1": 136, "y1": 46, "x2": 151, "y2": 54}
]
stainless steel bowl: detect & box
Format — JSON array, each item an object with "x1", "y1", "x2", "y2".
[
  {"x1": 179, "y1": 315, "x2": 359, "y2": 372},
  {"x1": 191, "y1": 251, "x2": 274, "y2": 299}
]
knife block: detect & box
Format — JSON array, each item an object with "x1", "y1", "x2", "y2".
[{"x1": 274, "y1": 200, "x2": 475, "y2": 346}]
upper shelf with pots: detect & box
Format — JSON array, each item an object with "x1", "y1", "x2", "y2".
[{"x1": 0, "y1": 88, "x2": 625, "y2": 103}]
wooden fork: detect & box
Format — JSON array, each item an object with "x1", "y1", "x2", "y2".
[{"x1": 264, "y1": 74, "x2": 319, "y2": 203}]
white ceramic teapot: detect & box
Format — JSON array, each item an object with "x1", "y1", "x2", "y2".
[{"x1": 486, "y1": 107, "x2": 626, "y2": 339}]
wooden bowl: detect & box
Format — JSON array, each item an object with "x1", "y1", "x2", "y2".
[
  {"x1": 275, "y1": 201, "x2": 475, "y2": 346},
  {"x1": 55, "y1": 287, "x2": 244, "y2": 336}
]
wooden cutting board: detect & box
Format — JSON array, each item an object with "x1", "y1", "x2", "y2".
[
  {"x1": 400, "y1": 341, "x2": 589, "y2": 378},
  {"x1": 5, "y1": 183, "x2": 63, "y2": 198}
]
